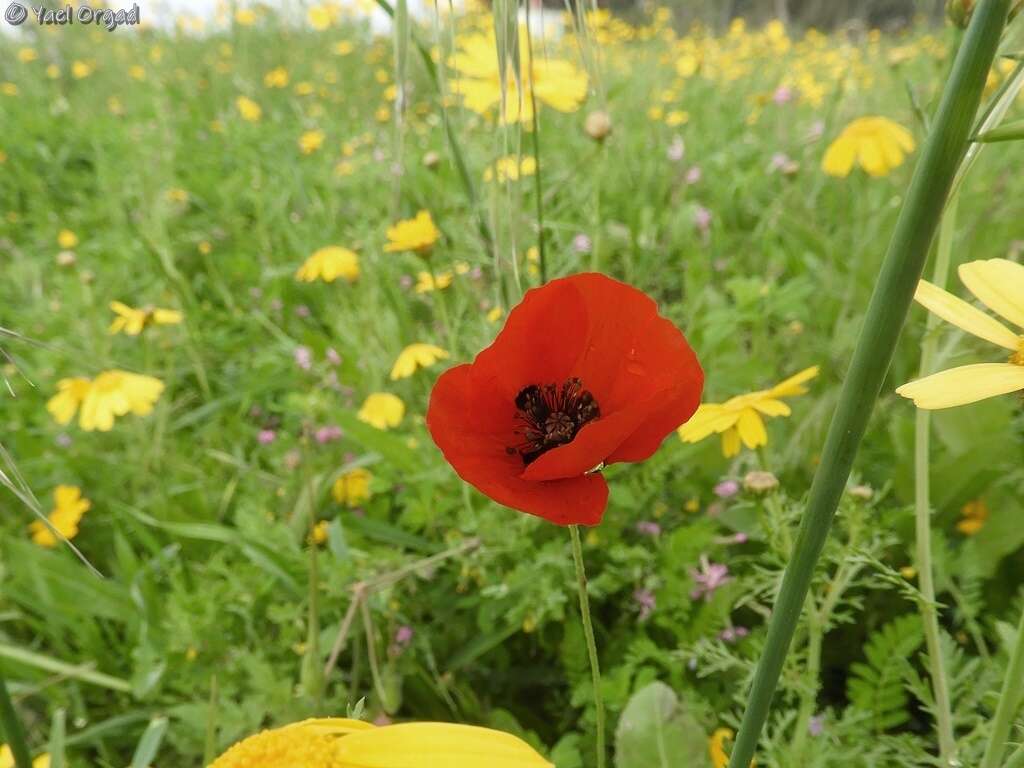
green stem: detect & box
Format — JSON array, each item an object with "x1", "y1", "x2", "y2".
[
  {"x1": 0, "y1": 668, "x2": 32, "y2": 768},
  {"x1": 980, "y1": 604, "x2": 1024, "y2": 768},
  {"x1": 915, "y1": 196, "x2": 959, "y2": 765},
  {"x1": 570, "y1": 525, "x2": 605, "y2": 768},
  {"x1": 725, "y1": 3, "x2": 1010, "y2": 766}
]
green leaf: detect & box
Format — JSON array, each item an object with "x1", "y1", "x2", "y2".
[
  {"x1": 614, "y1": 682, "x2": 708, "y2": 768},
  {"x1": 335, "y1": 411, "x2": 419, "y2": 474},
  {"x1": 846, "y1": 614, "x2": 924, "y2": 732},
  {"x1": 0, "y1": 643, "x2": 131, "y2": 692},
  {"x1": 972, "y1": 117, "x2": 1024, "y2": 142},
  {"x1": 130, "y1": 717, "x2": 168, "y2": 768}
]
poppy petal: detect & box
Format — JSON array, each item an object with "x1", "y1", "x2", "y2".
[
  {"x1": 474, "y1": 278, "x2": 589, "y2": 401},
  {"x1": 427, "y1": 364, "x2": 609, "y2": 525}
]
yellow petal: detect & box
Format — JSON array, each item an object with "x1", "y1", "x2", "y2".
[
  {"x1": 958, "y1": 259, "x2": 1024, "y2": 330},
  {"x1": 677, "y1": 404, "x2": 741, "y2": 442},
  {"x1": 721, "y1": 427, "x2": 741, "y2": 458},
  {"x1": 913, "y1": 279, "x2": 1018, "y2": 350},
  {"x1": 822, "y1": 136, "x2": 855, "y2": 177},
  {"x1": 153, "y1": 309, "x2": 183, "y2": 325},
  {"x1": 334, "y1": 722, "x2": 554, "y2": 768},
  {"x1": 768, "y1": 366, "x2": 819, "y2": 397},
  {"x1": 736, "y1": 409, "x2": 768, "y2": 449},
  {"x1": 896, "y1": 363, "x2": 1024, "y2": 409},
  {"x1": 751, "y1": 398, "x2": 791, "y2": 417}
]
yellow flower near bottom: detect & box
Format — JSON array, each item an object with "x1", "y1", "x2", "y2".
[
  {"x1": 822, "y1": 116, "x2": 915, "y2": 178},
  {"x1": 0, "y1": 745, "x2": 50, "y2": 768},
  {"x1": 708, "y1": 727, "x2": 754, "y2": 768},
  {"x1": 332, "y1": 467, "x2": 372, "y2": 507},
  {"x1": 357, "y1": 393, "x2": 405, "y2": 430},
  {"x1": 678, "y1": 366, "x2": 819, "y2": 458},
  {"x1": 29, "y1": 485, "x2": 91, "y2": 548},
  {"x1": 209, "y1": 718, "x2": 553, "y2": 768},
  {"x1": 390, "y1": 343, "x2": 449, "y2": 380}
]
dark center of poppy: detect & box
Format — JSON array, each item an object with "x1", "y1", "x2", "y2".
[{"x1": 508, "y1": 377, "x2": 600, "y2": 465}]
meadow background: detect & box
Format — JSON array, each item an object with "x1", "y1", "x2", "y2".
[{"x1": 2, "y1": 1, "x2": 1024, "y2": 766}]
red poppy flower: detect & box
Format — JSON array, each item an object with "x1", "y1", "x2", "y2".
[{"x1": 426, "y1": 273, "x2": 703, "y2": 526}]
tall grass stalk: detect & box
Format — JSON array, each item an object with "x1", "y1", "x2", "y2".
[{"x1": 726, "y1": 2, "x2": 1011, "y2": 765}]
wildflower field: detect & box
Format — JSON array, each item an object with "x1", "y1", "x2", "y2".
[{"x1": 3, "y1": 1, "x2": 1024, "y2": 766}]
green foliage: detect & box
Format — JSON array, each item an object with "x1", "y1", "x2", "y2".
[
  {"x1": 0, "y1": 4, "x2": 1022, "y2": 766},
  {"x1": 614, "y1": 682, "x2": 708, "y2": 768},
  {"x1": 846, "y1": 615, "x2": 924, "y2": 733}
]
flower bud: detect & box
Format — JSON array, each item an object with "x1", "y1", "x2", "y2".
[
  {"x1": 743, "y1": 470, "x2": 779, "y2": 494},
  {"x1": 423, "y1": 150, "x2": 440, "y2": 170},
  {"x1": 946, "y1": 0, "x2": 974, "y2": 27},
  {"x1": 584, "y1": 109, "x2": 612, "y2": 142}
]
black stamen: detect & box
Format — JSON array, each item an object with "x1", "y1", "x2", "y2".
[{"x1": 509, "y1": 377, "x2": 600, "y2": 465}]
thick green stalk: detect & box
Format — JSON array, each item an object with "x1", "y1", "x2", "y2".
[
  {"x1": 914, "y1": 197, "x2": 959, "y2": 765},
  {"x1": 980, "y1": 605, "x2": 1024, "y2": 768},
  {"x1": 0, "y1": 669, "x2": 32, "y2": 768},
  {"x1": 569, "y1": 525, "x2": 605, "y2": 768},
  {"x1": 726, "y1": 2, "x2": 1010, "y2": 766}
]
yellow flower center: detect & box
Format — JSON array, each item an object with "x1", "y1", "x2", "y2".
[{"x1": 1010, "y1": 337, "x2": 1024, "y2": 366}]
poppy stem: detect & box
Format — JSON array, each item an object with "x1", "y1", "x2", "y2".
[
  {"x1": 725, "y1": 2, "x2": 1010, "y2": 767},
  {"x1": 0, "y1": 666, "x2": 33, "y2": 768},
  {"x1": 569, "y1": 524, "x2": 605, "y2": 768}
]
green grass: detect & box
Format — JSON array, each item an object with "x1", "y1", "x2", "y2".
[{"x1": 2, "y1": 7, "x2": 1024, "y2": 767}]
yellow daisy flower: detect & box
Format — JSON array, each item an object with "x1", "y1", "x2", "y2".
[
  {"x1": 310, "y1": 520, "x2": 329, "y2": 545},
  {"x1": 234, "y1": 8, "x2": 256, "y2": 25},
  {"x1": 389, "y1": 343, "x2": 449, "y2": 380},
  {"x1": 296, "y1": 246, "x2": 359, "y2": 283},
  {"x1": 678, "y1": 366, "x2": 819, "y2": 457},
  {"x1": 414, "y1": 271, "x2": 452, "y2": 294},
  {"x1": 299, "y1": 129, "x2": 326, "y2": 155},
  {"x1": 17, "y1": 48, "x2": 38, "y2": 63},
  {"x1": 57, "y1": 229, "x2": 78, "y2": 249},
  {"x1": 108, "y1": 301, "x2": 183, "y2": 335},
  {"x1": 897, "y1": 260, "x2": 1024, "y2": 409},
  {"x1": 0, "y1": 746, "x2": 50, "y2": 767},
  {"x1": 822, "y1": 116, "x2": 915, "y2": 178},
  {"x1": 332, "y1": 467, "x2": 373, "y2": 507},
  {"x1": 71, "y1": 60, "x2": 94, "y2": 79},
  {"x1": 449, "y1": 28, "x2": 587, "y2": 124},
  {"x1": 709, "y1": 728, "x2": 734, "y2": 768},
  {"x1": 483, "y1": 155, "x2": 537, "y2": 183},
  {"x1": 47, "y1": 371, "x2": 165, "y2": 432},
  {"x1": 28, "y1": 485, "x2": 91, "y2": 548},
  {"x1": 957, "y1": 499, "x2": 988, "y2": 536},
  {"x1": 209, "y1": 717, "x2": 552, "y2": 768},
  {"x1": 236, "y1": 95, "x2": 262, "y2": 122},
  {"x1": 384, "y1": 210, "x2": 440, "y2": 255},
  {"x1": 263, "y1": 67, "x2": 289, "y2": 88},
  {"x1": 357, "y1": 393, "x2": 405, "y2": 430}
]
